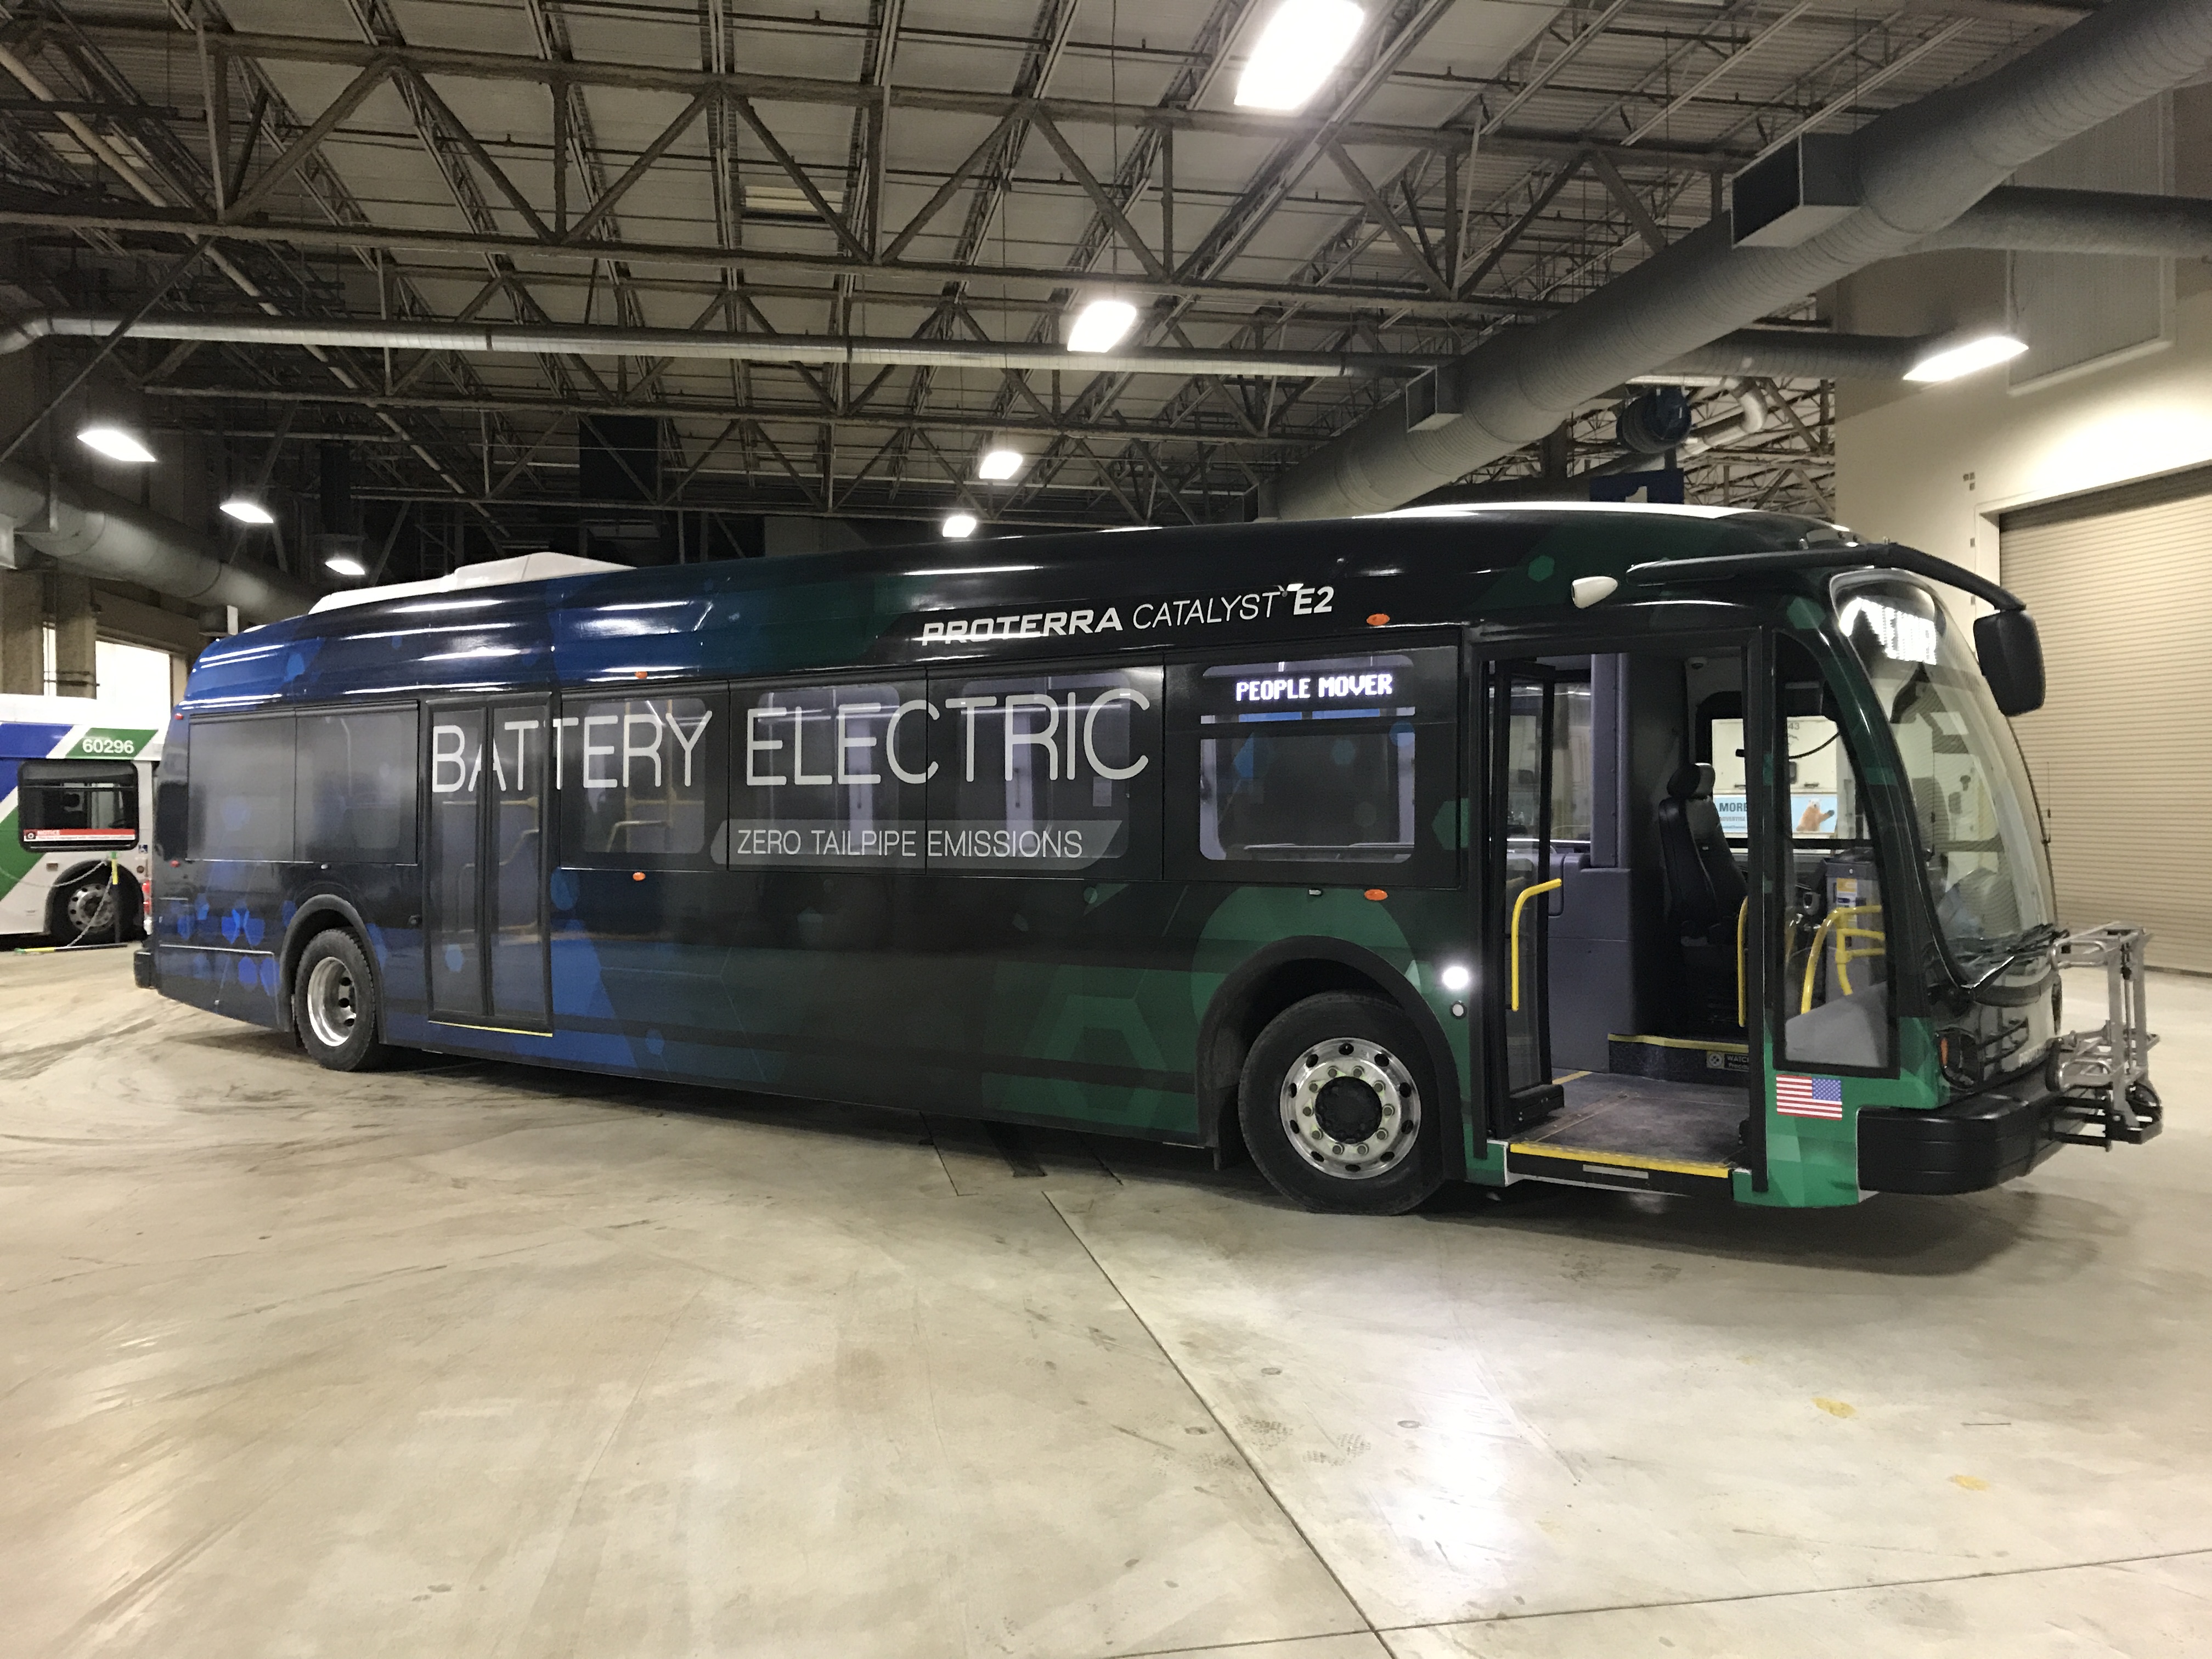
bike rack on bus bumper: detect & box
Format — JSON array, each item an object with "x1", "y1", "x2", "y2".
[{"x1": 2050, "y1": 924, "x2": 2162, "y2": 1149}]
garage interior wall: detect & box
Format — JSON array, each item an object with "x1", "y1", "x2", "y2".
[
  {"x1": 1832, "y1": 87, "x2": 2212, "y2": 586},
  {"x1": 2000, "y1": 478, "x2": 2212, "y2": 972}
]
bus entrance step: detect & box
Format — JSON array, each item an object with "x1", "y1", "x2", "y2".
[
  {"x1": 1505, "y1": 1142, "x2": 1736, "y2": 1197},
  {"x1": 1609, "y1": 1032, "x2": 1750, "y2": 1086}
]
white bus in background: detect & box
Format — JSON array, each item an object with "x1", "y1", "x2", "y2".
[{"x1": 1, "y1": 693, "x2": 167, "y2": 943}]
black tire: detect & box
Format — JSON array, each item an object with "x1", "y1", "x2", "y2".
[
  {"x1": 48, "y1": 868, "x2": 142, "y2": 944},
  {"x1": 292, "y1": 930, "x2": 392, "y2": 1072},
  {"x1": 1238, "y1": 991, "x2": 1444, "y2": 1215}
]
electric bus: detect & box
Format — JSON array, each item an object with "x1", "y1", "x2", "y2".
[
  {"x1": 136, "y1": 507, "x2": 2158, "y2": 1214},
  {"x1": 3, "y1": 692, "x2": 165, "y2": 943}
]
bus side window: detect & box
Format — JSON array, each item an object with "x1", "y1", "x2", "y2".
[
  {"x1": 187, "y1": 714, "x2": 298, "y2": 863},
  {"x1": 555, "y1": 690, "x2": 727, "y2": 867},
  {"x1": 723, "y1": 678, "x2": 929, "y2": 869},
  {"x1": 18, "y1": 760, "x2": 140, "y2": 850},
  {"x1": 925, "y1": 662, "x2": 1163, "y2": 876},
  {"x1": 296, "y1": 707, "x2": 419, "y2": 864},
  {"x1": 153, "y1": 720, "x2": 188, "y2": 860},
  {"x1": 1169, "y1": 645, "x2": 1458, "y2": 884}
]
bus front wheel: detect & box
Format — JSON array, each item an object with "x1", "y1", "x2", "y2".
[
  {"x1": 1238, "y1": 992, "x2": 1443, "y2": 1215},
  {"x1": 293, "y1": 932, "x2": 392, "y2": 1072}
]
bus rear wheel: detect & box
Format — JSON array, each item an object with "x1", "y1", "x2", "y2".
[
  {"x1": 293, "y1": 931, "x2": 392, "y2": 1073},
  {"x1": 50, "y1": 868, "x2": 142, "y2": 943},
  {"x1": 1238, "y1": 992, "x2": 1443, "y2": 1215}
]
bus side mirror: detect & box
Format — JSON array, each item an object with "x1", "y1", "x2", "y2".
[{"x1": 1974, "y1": 610, "x2": 2045, "y2": 717}]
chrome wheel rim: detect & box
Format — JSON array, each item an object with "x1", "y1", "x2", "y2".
[
  {"x1": 65, "y1": 883, "x2": 113, "y2": 934},
  {"x1": 305, "y1": 956, "x2": 359, "y2": 1049},
  {"x1": 1279, "y1": 1037, "x2": 1420, "y2": 1181}
]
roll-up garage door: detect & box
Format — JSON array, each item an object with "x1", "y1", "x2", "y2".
[{"x1": 2000, "y1": 479, "x2": 2212, "y2": 972}]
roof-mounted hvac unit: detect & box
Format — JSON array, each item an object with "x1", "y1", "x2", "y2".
[{"x1": 1731, "y1": 134, "x2": 1860, "y2": 249}]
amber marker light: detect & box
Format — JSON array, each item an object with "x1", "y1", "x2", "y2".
[
  {"x1": 632, "y1": 871, "x2": 646, "y2": 882},
  {"x1": 1364, "y1": 888, "x2": 1388, "y2": 901},
  {"x1": 1367, "y1": 612, "x2": 1390, "y2": 625}
]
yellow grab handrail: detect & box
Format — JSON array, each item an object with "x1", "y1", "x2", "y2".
[
  {"x1": 1736, "y1": 898, "x2": 1748, "y2": 1029},
  {"x1": 1799, "y1": 903, "x2": 1886, "y2": 1013},
  {"x1": 1509, "y1": 878, "x2": 1563, "y2": 1012}
]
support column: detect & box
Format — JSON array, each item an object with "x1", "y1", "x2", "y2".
[
  {"x1": 49, "y1": 572, "x2": 95, "y2": 699},
  {"x1": 0, "y1": 567, "x2": 40, "y2": 695}
]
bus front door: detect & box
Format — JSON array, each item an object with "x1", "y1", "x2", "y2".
[
  {"x1": 1487, "y1": 661, "x2": 1561, "y2": 1131},
  {"x1": 425, "y1": 698, "x2": 550, "y2": 1031}
]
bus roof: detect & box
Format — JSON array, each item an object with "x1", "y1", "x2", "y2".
[
  {"x1": 0, "y1": 693, "x2": 168, "y2": 761},
  {"x1": 181, "y1": 504, "x2": 1861, "y2": 714}
]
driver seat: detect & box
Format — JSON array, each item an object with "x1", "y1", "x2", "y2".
[{"x1": 1656, "y1": 763, "x2": 1746, "y2": 944}]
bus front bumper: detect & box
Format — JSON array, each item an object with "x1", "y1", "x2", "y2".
[{"x1": 1858, "y1": 1087, "x2": 2070, "y2": 1195}]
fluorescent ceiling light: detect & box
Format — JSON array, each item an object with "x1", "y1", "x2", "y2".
[
  {"x1": 1904, "y1": 334, "x2": 2027, "y2": 383},
  {"x1": 1067, "y1": 298, "x2": 1138, "y2": 354},
  {"x1": 76, "y1": 424, "x2": 156, "y2": 464},
  {"x1": 325, "y1": 554, "x2": 367, "y2": 578},
  {"x1": 941, "y1": 512, "x2": 979, "y2": 539},
  {"x1": 977, "y1": 448, "x2": 1024, "y2": 481},
  {"x1": 1235, "y1": 0, "x2": 1364, "y2": 112},
  {"x1": 220, "y1": 496, "x2": 275, "y2": 525}
]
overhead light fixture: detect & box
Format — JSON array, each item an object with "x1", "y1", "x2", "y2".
[
  {"x1": 1235, "y1": 0, "x2": 1365, "y2": 112},
  {"x1": 977, "y1": 448, "x2": 1024, "y2": 481},
  {"x1": 324, "y1": 553, "x2": 367, "y2": 578},
  {"x1": 941, "y1": 512, "x2": 979, "y2": 539},
  {"x1": 1067, "y1": 298, "x2": 1138, "y2": 354},
  {"x1": 1904, "y1": 333, "x2": 2027, "y2": 383},
  {"x1": 220, "y1": 496, "x2": 275, "y2": 526},
  {"x1": 76, "y1": 424, "x2": 156, "y2": 465}
]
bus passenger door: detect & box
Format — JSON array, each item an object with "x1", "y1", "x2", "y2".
[
  {"x1": 425, "y1": 698, "x2": 550, "y2": 1030},
  {"x1": 1486, "y1": 661, "x2": 1559, "y2": 1128}
]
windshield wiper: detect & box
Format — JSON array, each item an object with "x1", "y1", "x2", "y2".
[{"x1": 1959, "y1": 921, "x2": 2063, "y2": 985}]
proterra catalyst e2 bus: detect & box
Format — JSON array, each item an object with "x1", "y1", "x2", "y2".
[{"x1": 137, "y1": 506, "x2": 2160, "y2": 1215}]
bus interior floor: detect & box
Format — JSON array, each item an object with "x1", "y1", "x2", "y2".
[
  {"x1": 7, "y1": 951, "x2": 2212, "y2": 1659},
  {"x1": 1519, "y1": 1072, "x2": 1748, "y2": 1170}
]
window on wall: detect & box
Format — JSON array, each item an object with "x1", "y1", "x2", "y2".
[
  {"x1": 723, "y1": 678, "x2": 929, "y2": 868},
  {"x1": 1172, "y1": 647, "x2": 1458, "y2": 882},
  {"x1": 926, "y1": 662, "x2": 1163, "y2": 875},
  {"x1": 555, "y1": 690, "x2": 726, "y2": 866},
  {"x1": 185, "y1": 714, "x2": 297, "y2": 862},
  {"x1": 296, "y1": 707, "x2": 419, "y2": 863}
]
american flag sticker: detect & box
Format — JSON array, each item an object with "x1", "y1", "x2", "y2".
[{"x1": 1773, "y1": 1074, "x2": 1845, "y2": 1119}]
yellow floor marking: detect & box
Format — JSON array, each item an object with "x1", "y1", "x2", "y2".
[
  {"x1": 1506, "y1": 1141, "x2": 1734, "y2": 1179},
  {"x1": 1607, "y1": 1033, "x2": 1751, "y2": 1055},
  {"x1": 1551, "y1": 1069, "x2": 1592, "y2": 1084},
  {"x1": 1813, "y1": 1397, "x2": 1857, "y2": 1418},
  {"x1": 1951, "y1": 1474, "x2": 1989, "y2": 1491}
]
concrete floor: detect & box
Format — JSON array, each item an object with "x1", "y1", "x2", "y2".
[{"x1": 4, "y1": 950, "x2": 2209, "y2": 1659}]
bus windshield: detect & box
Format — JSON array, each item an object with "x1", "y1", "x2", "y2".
[{"x1": 1831, "y1": 573, "x2": 2056, "y2": 984}]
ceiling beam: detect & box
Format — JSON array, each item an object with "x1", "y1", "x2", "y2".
[
  {"x1": 135, "y1": 382, "x2": 1330, "y2": 448},
  {"x1": 0, "y1": 204, "x2": 1559, "y2": 320},
  {"x1": 41, "y1": 19, "x2": 1738, "y2": 171}
]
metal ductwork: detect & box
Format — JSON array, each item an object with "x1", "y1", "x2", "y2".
[
  {"x1": 1656, "y1": 328, "x2": 1927, "y2": 381},
  {"x1": 0, "y1": 314, "x2": 1446, "y2": 383},
  {"x1": 1916, "y1": 183, "x2": 2212, "y2": 257},
  {"x1": 1269, "y1": 0, "x2": 2212, "y2": 521},
  {"x1": 0, "y1": 461, "x2": 317, "y2": 623}
]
